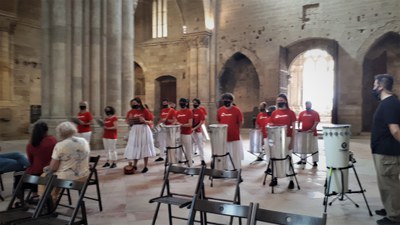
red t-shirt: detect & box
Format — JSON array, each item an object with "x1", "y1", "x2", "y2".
[
  {"x1": 26, "y1": 135, "x2": 57, "y2": 175},
  {"x1": 217, "y1": 106, "x2": 243, "y2": 142},
  {"x1": 256, "y1": 112, "x2": 269, "y2": 138},
  {"x1": 77, "y1": 111, "x2": 93, "y2": 133},
  {"x1": 298, "y1": 110, "x2": 320, "y2": 136},
  {"x1": 193, "y1": 108, "x2": 206, "y2": 133},
  {"x1": 270, "y1": 108, "x2": 297, "y2": 137},
  {"x1": 126, "y1": 108, "x2": 153, "y2": 126},
  {"x1": 200, "y1": 106, "x2": 207, "y2": 116},
  {"x1": 103, "y1": 115, "x2": 118, "y2": 139},
  {"x1": 176, "y1": 108, "x2": 193, "y2": 135},
  {"x1": 160, "y1": 108, "x2": 176, "y2": 125}
]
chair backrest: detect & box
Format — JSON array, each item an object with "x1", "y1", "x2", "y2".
[
  {"x1": 253, "y1": 203, "x2": 327, "y2": 225},
  {"x1": 187, "y1": 199, "x2": 254, "y2": 225},
  {"x1": 202, "y1": 168, "x2": 242, "y2": 204},
  {"x1": 162, "y1": 164, "x2": 206, "y2": 197},
  {"x1": 52, "y1": 178, "x2": 90, "y2": 225},
  {"x1": 7, "y1": 173, "x2": 56, "y2": 212},
  {"x1": 89, "y1": 155, "x2": 100, "y2": 169}
]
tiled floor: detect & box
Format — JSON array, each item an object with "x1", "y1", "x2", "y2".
[{"x1": 0, "y1": 131, "x2": 383, "y2": 224}]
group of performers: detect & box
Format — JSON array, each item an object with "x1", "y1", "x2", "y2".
[{"x1": 74, "y1": 92, "x2": 320, "y2": 181}]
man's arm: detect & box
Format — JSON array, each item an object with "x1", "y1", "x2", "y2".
[{"x1": 389, "y1": 124, "x2": 400, "y2": 142}]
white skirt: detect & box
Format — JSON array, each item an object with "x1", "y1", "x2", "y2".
[{"x1": 124, "y1": 124, "x2": 156, "y2": 160}]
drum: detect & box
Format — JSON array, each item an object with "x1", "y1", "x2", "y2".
[
  {"x1": 209, "y1": 124, "x2": 228, "y2": 170},
  {"x1": 294, "y1": 130, "x2": 314, "y2": 154},
  {"x1": 249, "y1": 129, "x2": 263, "y2": 154},
  {"x1": 164, "y1": 125, "x2": 181, "y2": 164},
  {"x1": 267, "y1": 125, "x2": 288, "y2": 178},
  {"x1": 323, "y1": 124, "x2": 351, "y2": 193}
]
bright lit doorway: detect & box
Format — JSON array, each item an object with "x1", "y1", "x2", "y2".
[{"x1": 288, "y1": 49, "x2": 334, "y2": 123}]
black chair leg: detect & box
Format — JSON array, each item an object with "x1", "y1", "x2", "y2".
[{"x1": 94, "y1": 171, "x2": 103, "y2": 211}]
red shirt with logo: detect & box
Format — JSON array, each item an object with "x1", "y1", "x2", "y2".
[
  {"x1": 200, "y1": 106, "x2": 207, "y2": 116},
  {"x1": 126, "y1": 108, "x2": 152, "y2": 126},
  {"x1": 77, "y1": 111, "x2": 93, "y2": 133},
  {"x1": 103, "y1": 115, "x2": 118, "y2": 139},
  {"x1": 270, "y1": 108, "x2": 297, "y2": 137},
  {"x1": 193, "y1": 108, "x2": 206, "y2": 133},
  {"x1": 217, "y1": 106, "x2": 243, "y2": 142},
  {"x1": 176, "y1": 108, "x2": 193, "y2": 135},
  {"x1": 160, "y1": 108, "x2": 176, "y2": 125},
  {"x1": 298, "y1": 110, "x2": 320, "y2": 136},
  {"x1": 256, "y1": 112, "x2": 269, "y2": 138}
]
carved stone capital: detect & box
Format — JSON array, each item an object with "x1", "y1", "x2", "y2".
[{"x1": 184, "y1": 31, "x2": 212, "y2": 48}]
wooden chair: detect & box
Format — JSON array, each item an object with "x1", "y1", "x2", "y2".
[
  {"x1": 252, "y1": 203, "x2": 327, "y2": 225},
  {"x1": 0, "y1": 173, "x2": 56, "y2": 225},
  {"x1": 149, "y1": 164, "x2": 206, "y2": 225},
  {"x1": 12, "y1": 178, "x2": 90, "y2": 225},
  {"x1": 187, "y1": 199, "x2": 255, "y2": 225}
]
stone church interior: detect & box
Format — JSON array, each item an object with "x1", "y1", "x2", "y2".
[{"x1": 0, "y1": 0, "x2": 400, "y2": 225}]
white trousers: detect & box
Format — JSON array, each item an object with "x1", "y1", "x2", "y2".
[
  {"x1": 192, "y1": 132, "x2": 205, "y2": 161},
  {"x1": 103, "y1": 138, "x2": 118, "y2": 161},
  {"x1": 180, "y1": 134, "x2": 192, "y2": 167},
  {"x1": 79, "y1": 131, "x2": 92, "y2": 144}
]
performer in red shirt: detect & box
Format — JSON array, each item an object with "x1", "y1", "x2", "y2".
[
  {"x1": 297, "y1": 101, "x2": 320, "y2": 166},
  {"x1": 176, "y1": 98, "x2": 193, "y2": 166},
  {"x1": 76, "y1": 101, "x2": 93, "y2": 143},
  {"x1": 102, "y1": 106, "x2": 118, "y2": 168},
  {"x1": 154, "y1": 99, "x2": 176, "y2": 162},
  {"x1": 269, "y1": 93, "x2": 297, "y2": 189},
  {"x1": 192, "y1": 98, "x2": 206, "y2": 166},
  {"x1": 217, "y1": 93, "x2": 244, "y2": 170},
  {"x1": 26, "y1": 121, "x2": 57, "y2": 200},
  {"x1": 124, "y1": 97, "x2": 155, "y2": 173}
]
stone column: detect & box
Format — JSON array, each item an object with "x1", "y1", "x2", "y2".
[
  {"x1": 90, "y1": 0, "x2": 102, "y2": 117},
  {"x1": 50, "y1": 0, "x2": 68, "y2": 118},
  {"x1": 121, "y1": 0, "x2": 134, "y2": 115},
  {"x1": 187, "y1": 36, "x2": 198, "y2": 100},
  {"x1": 106, "y1": 0, "x2": 122, "y2": 114},
  {"x1": 41, "y1": 0, "x2": 51, "y2": 118},
  {"x1": 71, "y1": 0, "x2": 83, "y2": 114},
  {"x1": 197, "y1": 32, "x2": 211, "y2": 104}
]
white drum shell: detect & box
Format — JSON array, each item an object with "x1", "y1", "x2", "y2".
[
  {"x1": 209, "y1": 124, "x2": 228, "y2": 170},
  {"x1": 323, "y1": 124, "x2": 351, "y2": 193},
  {"x1": 249, "y1": 129, "x2": 263, "y2": 154},
  {"x1": 267, "y1": 125, "x2": 288, "y2": 178},
  {"x1": 294, "y1": 131, "x2": 315, "y2": 154},
  {"x1": 164, "y1": 125, "x2": 181, "y2": 164}
]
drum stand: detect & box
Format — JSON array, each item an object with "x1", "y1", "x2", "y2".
[
  {"x1": 293, "y1": 151, "x2": 318, "y2": 167},
  {"x1": 323, "y1": 157, "x2": 373, "y2": 216},
  {"x1": 249, "y1": 149, "x2": 266, "y2": 165},
  {"x1": 210, "y1": 152, "x2": 236, "y2": 187},
  {"x1": 164, "y1": 145, "x2": 190, "y2": 173},
  {"x1": 262, "y1": 155, "x2": 300, "y2": 193}
]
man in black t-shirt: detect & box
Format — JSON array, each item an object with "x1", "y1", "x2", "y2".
[{"x1": 371, "y1": 74, "x2": 400, "y2": 225}]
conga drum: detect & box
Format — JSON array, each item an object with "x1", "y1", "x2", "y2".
[
  {"x1": 249, "y1": 129, "x2": 263, "y2": 154},
  {"x1": 209, "y1": 124, "x2": 228, "y2": 170},
  {"x1": 323, "y1": 124, "x2": 351, "y2": 193},
  {"x1": 267, "y1": 125, "x2": 288, "y2": 178},
  {"x1": 294, "y1": 130, "x2": 314, "y2": 154},
  {"x1": 164, "y1": 125, "x2": 181, "y2": 164}
]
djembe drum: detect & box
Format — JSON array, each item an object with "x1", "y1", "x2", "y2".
[
  {"x1": 249, "y1": 129, "x2": 263, "y2": 154},
  {"x1": 267, "y1": 125, "x2": 288, "y2": 178}
]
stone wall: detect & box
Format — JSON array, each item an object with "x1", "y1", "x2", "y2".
[{"x1": 215, "y1": 0, "x2": 400, "y2": 134}]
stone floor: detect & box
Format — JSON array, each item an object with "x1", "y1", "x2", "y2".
[{"x1": 0, "y1": 130, "x2": 383, "y2": 225}]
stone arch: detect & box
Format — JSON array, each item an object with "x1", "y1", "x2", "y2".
[
  {"x1": 282, "y1": 38, "x2": 339, "y2": 123},
  {"x1": 219, "y1": 52, "x2": 260, "y2": 128},
  {"x1": 362, "y1": 32, "x2": 400, "y2": 131}
]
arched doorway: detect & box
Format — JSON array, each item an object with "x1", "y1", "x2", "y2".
[
  {"x1": 155, "y1": 75, "x2": 177, "y2": 120},
  {"x1": 288, "y1": 49, "x2": 334, "y2": 123},
  {"x1": 362, "y1": 32, "x2": 400, "y2": 131},
  {"x1": 219, "y1": 52, "x2": 260, "y2": 128},
  {"x1": 134, "y1": 62, "x2": 145, "y2": 99}
]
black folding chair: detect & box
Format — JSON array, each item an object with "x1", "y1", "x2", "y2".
[
  {"x1": 200, "y1": 168, "x2": 243, "y2": 225},
  {"x1": 149, "y1": 164, "x2": 206, "y2": 225},
  {"x1": 0, "y1": 173, "x2": 56, "y2": 225},
  {"x1": 187, "y1": 199, "x2": 255, "y2": 225},
  {"x1": 13, "y1": 177, "x2": 90, "y2": 225},
  {"x1": 252, "y1": 203, "x2": 327, "y2": 225},
  {"x1": 0, "y1": 172, "x2": 4, "y2": 201},
  {"x1": 64, "y1": 155, "x2": 102, "y2": 211}
]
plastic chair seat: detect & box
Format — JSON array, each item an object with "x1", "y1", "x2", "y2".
[{"x1": 0, "y1": 210, "x2": 32, "y2": 224}]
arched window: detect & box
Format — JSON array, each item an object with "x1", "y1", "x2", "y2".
[{"x1": 152, "y1": 0, "x2": 167, "y2": 38}]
